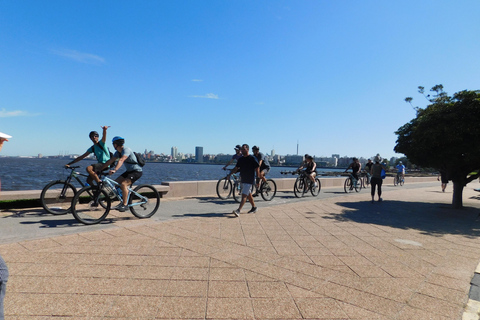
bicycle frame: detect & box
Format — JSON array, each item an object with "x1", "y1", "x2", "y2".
[{"x1": 100, "y1": 175, "x2": 148, "y2": 208}]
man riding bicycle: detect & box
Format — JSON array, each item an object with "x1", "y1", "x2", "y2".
[
  {"x1": 396, "y1": 161, "x2": 405, "y2": 182},
  {"x1": 66, "y1": 126, "x2": 111, "y2": 186},
  {"x1": 345, "y1": 157, "x2": 361, "y2": 187},
  {"x1": 101, "y1": 136, "x2": 142, "y2": 212},
  {"x1": 222, "y1": 145, "x2": 242, "y2": 170},
  {"x1": 252, "y1": 146, "x2": 271, "y2": 196}
]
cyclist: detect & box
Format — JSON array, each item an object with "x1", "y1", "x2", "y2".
[
  {"x1": 252, "y1": 146, "x2": 270, "y2": 195},
  {"x1": 363, "y1": 159, "x2": 373, "y2": 184},
  {"x1": 297, "y1": 154, "x2": 310, "y2": 171},
  {"x1": 227, "y1": 144, "x2": 260, "y2": 216},
  {"x1": 298, "y1": 155, "x2": 318, "y2": 188},
  {"x1": 396, "y1": 161, "x2": 405, "y2": 182},
  {"x1": 66, "y1": 126, "x2": 111, "y2": 186},
  {"x1": 101, "y1": 136, "x2": 143, "y2": 212},
  {"x1": 222, "y1": 145, "x2": 242, "y2": 170},
  {"x1": 345, "y1": 157, "x2": 361, "y2": 187}
]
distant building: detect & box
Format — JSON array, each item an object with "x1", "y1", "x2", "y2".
[
  {"x1": 171, "y1": 146, "x2": 178, "y2": 159},
  {"x1": 195, "y1": 146, "x2": 203, "y2": 163}
]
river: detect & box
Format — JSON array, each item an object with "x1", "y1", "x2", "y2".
[{"x1": 0, "y1": 157, "x2": 344, "y2": 191}]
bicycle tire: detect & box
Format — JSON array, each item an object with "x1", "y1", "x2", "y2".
[
  {"x1": 260, "y1": 179, "x2": 277, "y2": 201},
  {"x1": 354, "y1": 178, "x2": 361, "y2": 192},
  {"x1": 71, "y1": 186, "x2": 111, "y2": 225},
  {"x1": 216, "y1": 178, "x2": 232, "y2": 200},
  {"x1": 311, "y1": 178, "x2": 321, "y2": 196},
  {"x1": 40, "y1": 180, "x2": 77, "y2": 215},
  {"x1": 344, "y1": 178, "x2": 351, "y2": 193},
  {"x1": 294, "y1": 177, "x2": 305, "y2": 198},
  {"x1": 129, "y1": 184, "x2": 160, "y2": 218},
  {"x1": 233, "y1": 181, "x2": 242, "y2": 203}
]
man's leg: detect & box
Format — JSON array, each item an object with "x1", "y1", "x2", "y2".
[
  {"x1": 86, "y1": 165, "x2": 101, "y2": 185},
  {"x1": 0, "y1": 281, "x2": 6, "y2": 320}
]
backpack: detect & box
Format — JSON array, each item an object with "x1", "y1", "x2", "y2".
[{"x1": 134, "y1": 152, "x2": 146, "y2": 167}]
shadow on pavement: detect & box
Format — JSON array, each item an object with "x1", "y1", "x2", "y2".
[{"x1": 330, "y1": 200, "x2": 480, "y2": 238}]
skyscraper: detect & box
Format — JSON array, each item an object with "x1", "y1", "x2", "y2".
[
  {"x1": 195, "y1": 146, "x2": 203, "y2": 163},
  {"x1": 171, "y1": 146, "x2": 178, "y2": 159}
]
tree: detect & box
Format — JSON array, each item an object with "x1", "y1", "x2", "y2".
[{"x1": 395, "y1": 85, "x2": 480, "y2": 209}]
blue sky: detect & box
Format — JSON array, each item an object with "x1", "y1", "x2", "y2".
[{"x1": 1, "y1": 0, "x2": 479, "y2": 159}]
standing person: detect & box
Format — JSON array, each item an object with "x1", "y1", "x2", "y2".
[
  {"x1": 227, "y1": 144, "x2": 260, "y2": 216},
  {"x1": 222, "y1": 145, "x2": 242, "y2": 170},
  {"x1": 66, "y1": 126, "x2": 111, "y2": 186},
  {"x1": 370, "y1": 155, "x2": 388, "y2": 203},
  {"x1": 345, "y1": 157, "x2": 361, "y2": 186},
  {"x1": 438, "y1": 170, "x2": 448, "y2": 192},
  {"x1": 0, "y1": 132, "x2": 10, "y2": 320},
  {"x1": 101, "y1": 136, "x2": 143, "y2": 212}
]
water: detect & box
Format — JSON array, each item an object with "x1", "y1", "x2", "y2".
[{"x1": 0, "y1": 157, "x2": 344, "y2": 191}]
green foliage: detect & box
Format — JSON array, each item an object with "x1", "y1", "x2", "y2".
[{"x1": 395, "y1": 85, "x2": 480, "y2": 207}]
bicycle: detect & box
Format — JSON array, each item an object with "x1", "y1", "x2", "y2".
[
  {"x1": 344, "y1": 173, "x2": 362, "y2": 193},
  {"x1": 360, "y1": 172, "x2": 371, "y2": 189},
  {"x1": 216, "y1": 169, "x2": 240, "y2": 199},
  {"x1": 71, "y1": 172, "x2": 160, "y2": 225},
  {"x1": 232, "y1": 178, "x2": 277, "y2": 202},
  {"x1": 40, "y1": 166, "x2": 91, "y2": 215},
  {"x1": 293, "y1": 170, "x2": 321, "y2": 198},
  {"x1": 393, "y1": 173, "x2": 405, "y2": 186}
]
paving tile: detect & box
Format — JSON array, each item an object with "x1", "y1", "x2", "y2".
[
  {"x1": 206, "y1": 298, "x2": 254, "y2": 319},
  {"x1": 208, "y1": 280, "x2": 250, "y2": 297},
  {"x1": 248, "y1": 281, "x2": 291, "y2": 298},
  {"x1": 164, "y1": 280, "x2": 208, "y2": 297},
  {"x1": 295, "y1": 297, "x2": 349, "y2": 319},
  {"x1": 106, "y1": 295, "x2": 162, "y2": 318},
  {"x1": 209, "y1": 267, "x2": 246, "y2": 281},
  {"x1": 251, "y1": 298, "x2": 302, "y2": 319},
  {"x1": 156, "y1": 296, "x2": 207, "y2": 319}
]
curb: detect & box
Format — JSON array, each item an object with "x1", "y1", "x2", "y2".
[{"x1": 464, "y1": 263, "x2": 480, "y2": 320}]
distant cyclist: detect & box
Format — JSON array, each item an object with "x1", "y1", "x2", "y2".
[
  {"x1": 66, "y1": 126, "x2": 111, "y2": 186},
  {"x1": 396, "y1": 161, "x2": 406, "y2": 182},
  {"x1": 252, "y1": 146, "x2": 270, "y2": 182},
  {"x1": 363, "y1": 159, "x2": 373, "y2": 184},
  {"x1": 345, "y1": 157, "x2": 361, "y2": 186},
  {"x1": 101, "y1": 136, "x2": 142, "y2": 212},
  {"x1": 298, "y1": 155, "x2": 318, "y2": 188},
  {"x1": 222, "y1": 145, "x2": 242, "y2": 170}
]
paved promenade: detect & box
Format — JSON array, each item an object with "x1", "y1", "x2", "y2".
[{"x1": 1, "y1": 184, "x2": 480, "y2": 319}]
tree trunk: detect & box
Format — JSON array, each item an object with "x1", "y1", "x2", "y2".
[{"x1": 452, "y1": 180, "x2": 464, "y2": 209}]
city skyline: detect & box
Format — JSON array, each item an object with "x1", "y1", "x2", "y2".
[{"x1": 1, "y1": 1, "x2": 479, "y2": 158}]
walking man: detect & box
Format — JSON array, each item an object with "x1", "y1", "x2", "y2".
[{"x1": 228, "y1": 144, "x2": 260, "y2": 217}]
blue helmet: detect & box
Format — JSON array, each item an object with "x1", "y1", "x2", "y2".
[{"x1": 112, "y1": 136, "x2": 125, "y2": 146}]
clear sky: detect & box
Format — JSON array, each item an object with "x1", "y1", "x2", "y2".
[{"x1": 1, "y1": 1, "x2": 479, "y2": 159}]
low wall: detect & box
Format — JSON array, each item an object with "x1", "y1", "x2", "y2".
[
  {"x1": 161, "y1": 176, "x2": 438, "y2": 199},
  {"x1": 0, "y1": 176, "x2": 438, "y2": 202}
]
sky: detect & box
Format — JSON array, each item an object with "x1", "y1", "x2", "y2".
[{"x1": 1, "y1": 0, "x2": 479, "y2": 159}]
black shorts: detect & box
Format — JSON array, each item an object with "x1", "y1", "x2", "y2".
[
  {"x1": 90, "y1": 163, "x2": 106, "y2": 173},
  {"x1": 120, "y1": 171, "x2": 143, "y2": 184}
]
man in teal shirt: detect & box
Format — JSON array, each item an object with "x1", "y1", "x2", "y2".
[{"x1": 66, "y1": 126, "x2": 111, "y2": 186}]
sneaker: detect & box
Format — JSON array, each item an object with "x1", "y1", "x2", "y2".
[
  {"x1": 248, "y1": 207, "x2": 257, "y2": 213},
  {"x1": 314, "y1": 183, "x2": 318, "y2": 188},
  {"x1": 252, "y1": 192, "x2": 259, "y2": 197},
  {"x1": 378, "y1": 198, "x2": 383, "y2": 202},
  {"x1": 116, "y1": 204, "x2": 129, "y2": 212},
  {"x1": 233, "y1": 209, "x2": 240, "y2": 217}
]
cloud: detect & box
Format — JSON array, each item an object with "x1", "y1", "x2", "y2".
[
  {"x1": 190, "y1": 93, "x2": 221, "y2": 99},
  {"x1": 0, "y1": 108, "x2": 40, "y2": 118},
  {"x1": 50, "y1": 48, "x2": 105, "y2": 65},
  {"x1": 192, "y1": 79, "x2": 203, "y2": 82}
]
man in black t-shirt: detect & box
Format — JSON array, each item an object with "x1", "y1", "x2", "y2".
[{"x1": 228, "y1": 144, "x2": 260, "y2": 217}]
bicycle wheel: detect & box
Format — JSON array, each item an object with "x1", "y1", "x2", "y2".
[
  {"x1": 344, "y1": 178, "x2": 351, "y2": 193},
  {"x1": 364, "y1": 176, "x2": 370, "y2": 188},
  {"x1": 354, "y1": 178, "x2": 361, "y2": 192},
  {"x1": 399, "y1": 177, "x2": 404, "y2": 186},
  {"x1": 40, "y1": 180, "x2": 77, "y2": 215},
  {"x1": 233, "y1": 181, "x2": 242, "y2": 203},
  {"x1": 129, "y1": 185, "x2": 160, "y2": 218},
  {"x1": 311, "y1": 178, "x2": 321, "y2": 196},
  {"x1": 294, "y1": 177, "x2": 305, "y2": 198},
  {"x1": 260, "y1": 179, "x2": 277, "y2": 201},
  {"x1": 216, "y1": 178, "x2": 232, "y2": 200},
  {"x1": 71, "y1": 186, "x2": 111, "y2": 225}
]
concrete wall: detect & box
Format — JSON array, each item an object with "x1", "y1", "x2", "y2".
[{"x1": 0, "y1": 176, "x2": 438, "y2": 201}]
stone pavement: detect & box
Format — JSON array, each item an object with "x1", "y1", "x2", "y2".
[{"x1": 2, "y1": 185, "x2": 480, "y2": 319}]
